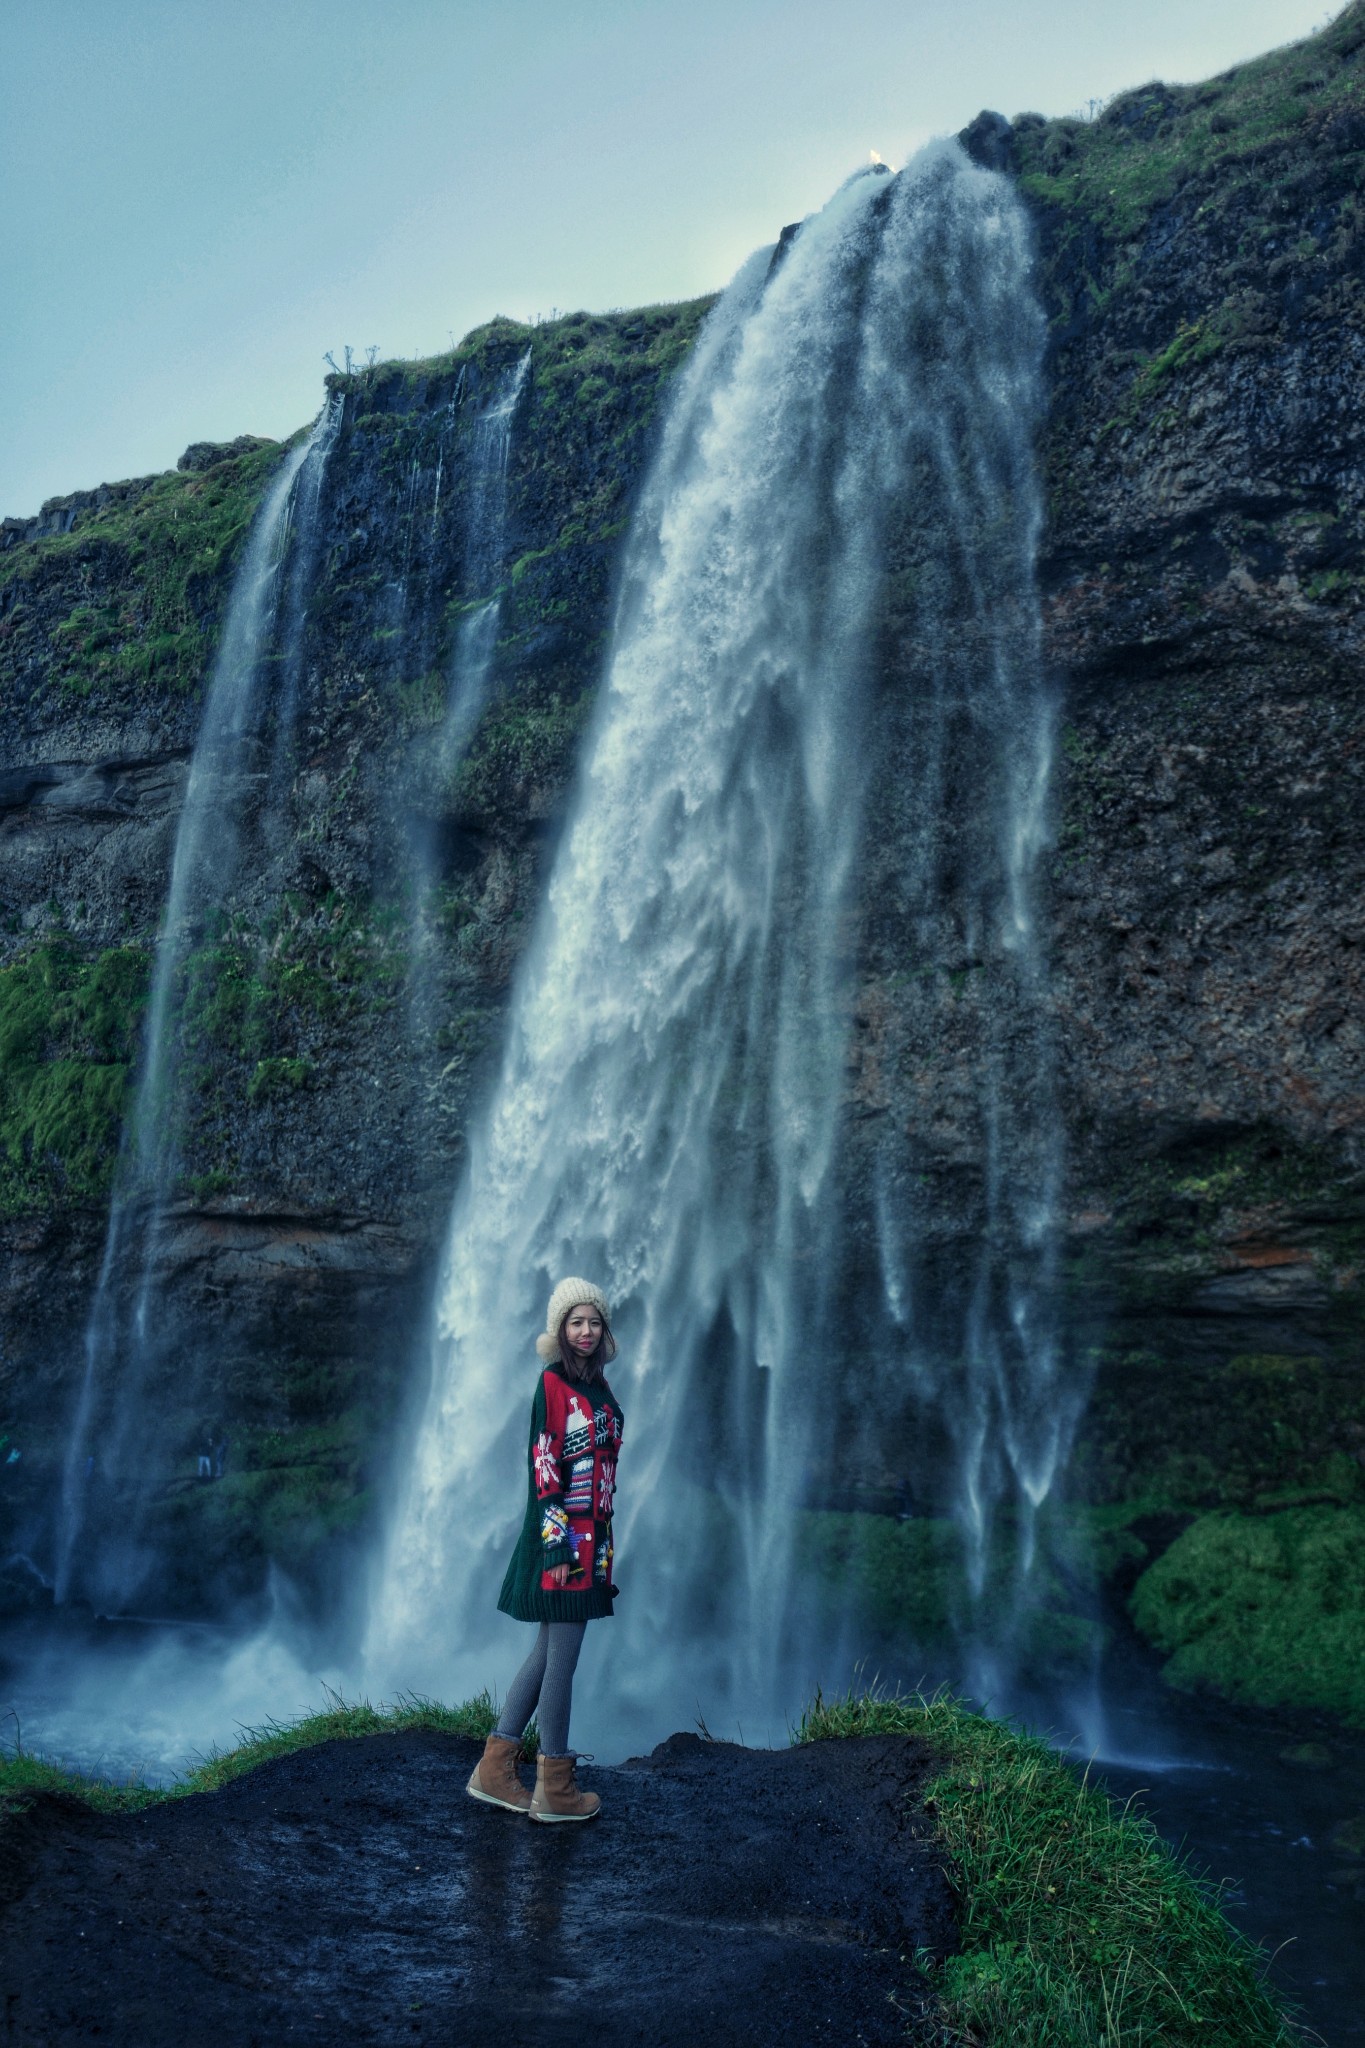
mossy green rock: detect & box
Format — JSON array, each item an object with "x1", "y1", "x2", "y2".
[
  {"x1": 0, "y1": 939, "x2": 149, "y2": 1212},
  {"x1": 1130, "y1": 1505, "x2": 1365, "y2": 1723},
  {"x1": 1, "y1": 441, "x2": 284, "y2": 706}
]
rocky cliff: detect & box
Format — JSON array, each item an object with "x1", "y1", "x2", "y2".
[
  {"x1": 1011, "y1": 4, "x2": 1365, "y2": 1715},
  {"x1": 3, "y1": 6, "x2": 1364, "y2": 1712},
  {"x1": 0, "y1": 305, "x2": 710, "y2": 1609}
]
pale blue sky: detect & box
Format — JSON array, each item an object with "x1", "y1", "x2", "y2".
[{"x1": 1, "y1": 0, "x2": 1337, "y2": 515}]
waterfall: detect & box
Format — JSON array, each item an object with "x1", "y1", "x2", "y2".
[
  {"x1": 55, "y1": 400, "x2": 342, "y2": 1613},
  {"x1": 368, "y1": 142, "x2": 1069, "y2": 1737},
  {"x1": 438, "y1": 347, "x2": 530, "y2": 765},
  {"x1": 409, "y1": 352, "x2": 531, "y2": 1054},
  {"x1": 850, "y1": 151, "x2": 1073, "y2": 1687}
]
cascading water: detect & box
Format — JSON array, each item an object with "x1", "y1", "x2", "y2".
[
  {"x1": 408, "y1": 350, "x2": 531, "y2": 1051},
  {"x1": 437, "y1": 347, "x2": 530, "y2": 765},
  {"x1": 55, "y1": 400, "x2": 342, "y2": 1614},
  {"x1": 367, "y1": 140, "x2": 1073, "y2": 1744},
  {"x1": 846, "y1": 145, "x2": 1078, "y2": 1694}
]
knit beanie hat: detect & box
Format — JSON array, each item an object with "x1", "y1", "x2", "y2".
[{"x1": 535, "y1": 1276, "x2": 611, "y2": 1361}]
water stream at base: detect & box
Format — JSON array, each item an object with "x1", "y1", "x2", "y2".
[
  {"x1": 366, "y1": 140, "x2": 1075, "y2": 1730},
  {"x1": 54, "y1": 400, "x2": 343, "y2": 1615}
]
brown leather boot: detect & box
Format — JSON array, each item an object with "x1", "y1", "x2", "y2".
[
  {"x1": 466, "y1": 1733, "x2": 531, "y2": 1813},
  {"x1": 528, "y1": 1752, "x2": 601, "y2": 1824}
]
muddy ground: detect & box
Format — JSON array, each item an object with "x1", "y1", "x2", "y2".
[{"x1": 0, "y1": 1729, "x2": 956, "y2": 2045}]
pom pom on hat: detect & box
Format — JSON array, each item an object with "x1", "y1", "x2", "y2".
[{"x1": 535, "y1": 1276, "x2": 611, "y2": 1361}]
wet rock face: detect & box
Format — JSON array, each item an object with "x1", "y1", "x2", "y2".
[
  {"x1": 838, "y1": 23, "x2": 1365, "y2": 1504},
  {"x1": 1030, "y1": 25, "x2": 1365, "y2": 1479},
  {"x1": 0, "y1": 752, "x2": 190, "y2": 955},
  {"x1": 0, "y1": 306, "x2": 714, "y2": 1607}
]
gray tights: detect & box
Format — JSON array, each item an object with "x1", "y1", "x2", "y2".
[{"x1": 494, "y1": 1620, "x2": 587, "y2": 1758}]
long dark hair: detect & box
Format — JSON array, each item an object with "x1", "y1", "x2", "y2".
[{"x1": 556, "y1": 1311, "x2": 617, "y2": 1388}]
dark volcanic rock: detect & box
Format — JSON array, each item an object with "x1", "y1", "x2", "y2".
[
  {"x1": 0, "y1": 1731, "x2": 953, "y2": 2046},
  {"x1": 958, "y1": 109, "x2": 1014, "y2": 173},
  {"x1": 176, "y1": 436, "x2": 274, "y2": 473}
]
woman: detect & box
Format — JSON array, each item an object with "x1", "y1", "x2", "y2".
[{"x1": 466, "y1": 1277, "x2": 624, "y2": 1823}]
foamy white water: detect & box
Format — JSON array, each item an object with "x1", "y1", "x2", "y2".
[{"x1": 365, "y1": 143, "x2": 1066, "y2": 1747}]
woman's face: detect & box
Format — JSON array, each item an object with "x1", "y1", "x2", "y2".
[{"x1": 564, "y1": 1305, "x2": 603, "y2": 1358}]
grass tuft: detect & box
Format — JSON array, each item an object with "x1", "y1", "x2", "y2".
[
  {"x1": 795, "y1": 1684, "x2": 1295, "y2": 2047},
  {"x1": 0, "y1": 1687, "x2": 502, "y2": 1819}
]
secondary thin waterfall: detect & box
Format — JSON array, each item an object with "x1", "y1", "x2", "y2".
[
  {"x1": 410, "y1": 351, "x2": 531, "y2": 1048},
  {"x1": 439, "y1": 347, "x2": 530, "y2": 765},
  {"x1": 55, "y1": 400, "x2": 342, "y2": 1613},
  {"x1": 369, "y1": 143, "x2": 1063, "y2": 1733}
]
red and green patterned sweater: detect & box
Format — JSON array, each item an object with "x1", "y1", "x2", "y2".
[{"x1": 497, "y1": 1366, "x2": 625, "y2": 1624}]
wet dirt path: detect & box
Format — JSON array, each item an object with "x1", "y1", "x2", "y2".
[{"x1": 1, "y1": 1730, "x2": 954, "y2": 2045}]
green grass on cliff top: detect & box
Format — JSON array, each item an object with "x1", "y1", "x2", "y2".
[
  {"x1": 0, "y1": 438, "x2": 285, "y2": 699},
  {"x1": 358, "y1": 297, "x2": 716, "y2": 406},
  {"x1": 1013, "y1": 0, "x2": 1365, "y2": 245},
  {"x1": 2, "y1": 1684, "x2": 1294, "y2": 2046}
]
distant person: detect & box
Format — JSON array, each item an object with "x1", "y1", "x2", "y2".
[
  {"x1": 197, "y1": 1430, "x2": 213, "y2": 1480},
  {"x1": 466, "y1": 1278, "x2": 624, "y2": 1824},
  {"x1": 212, "y1": 1437, "x2": 228, "y2": 1480}
]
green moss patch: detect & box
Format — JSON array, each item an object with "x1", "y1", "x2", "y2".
[
  {"x1": 446, "y1": 689, "x2": 594, "y2": 820},
  {"x1": 1014, "y1": 4, "x2": 1365, "y2": 249},
  {"x1": 798, "y1": 1687, "x2": 1293, "y2": 2046},
  {"x1": 1073, "y1": 1345, "x2": 1365, "y2": 1516},
  {"x1": 1, "y1": 442, "x2": 284, "y2": 705},
  {"x1": 167, "y1": 892, "x2": 407, "y2": 1190},
  {"x1": 1130, "y1": 1503, "x2": 1365, "y2": 1723},
  {"x1": 0, "y1": 938, "x2": 150, "y2": 1214}
]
